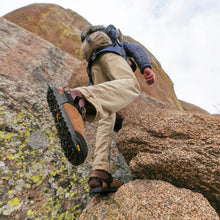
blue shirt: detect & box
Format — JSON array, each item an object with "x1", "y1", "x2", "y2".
[{"x1": 95, "y1": 41, "x2": 152, "y2": 73}]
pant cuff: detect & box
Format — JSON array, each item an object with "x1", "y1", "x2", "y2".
[{"x1": 92, "y1": 164, "x2": 111, "y2": 174}]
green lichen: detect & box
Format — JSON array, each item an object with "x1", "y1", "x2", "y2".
[
  {"x1": 0, "y1": 94, "x2": 90, "y2": 219},
  {"x1": 27, "y1": 209, "x2": 35, "y2": 217},
  {"x1": 8, "y1": 198, "x2": 20, "y2": 207}
]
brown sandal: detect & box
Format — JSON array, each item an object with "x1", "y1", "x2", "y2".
[
  {"x1": 47, "y1": 86, "x2": 88, "y2": 166},
  {"x1": 88, "y1": 171, "x2": 123, "y2": 194}
]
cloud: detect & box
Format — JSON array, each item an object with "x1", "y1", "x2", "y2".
[{"x1": 132, "y1": 0, "x2": 220, "y2": 113}]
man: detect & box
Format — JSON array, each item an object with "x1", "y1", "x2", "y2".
[{"x1": 47, "y1": 25, "x2": 155, "y2": 194}]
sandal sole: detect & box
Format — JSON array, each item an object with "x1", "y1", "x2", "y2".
[
  {"x1": 47, "y1": 86, "x2": 88, "y2": 166},
  {"x1": 90, "y1": 186, "x2": 118, "y2": 194}
]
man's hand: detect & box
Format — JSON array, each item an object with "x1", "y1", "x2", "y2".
[{"x1": 143, "y1": 68, "x2": 155, "y2": 85}]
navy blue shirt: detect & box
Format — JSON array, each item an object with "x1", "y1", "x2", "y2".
[{"x1": 95, "y1": 41, "x2": 152, "y2": 73}]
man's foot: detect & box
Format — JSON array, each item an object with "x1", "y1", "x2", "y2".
[
  {"x1": 47, "y1": 86, "x2": 88, "y2": 166},
  {"x1": 88, "y1": 170, "x2": 124, "y2": 194}
]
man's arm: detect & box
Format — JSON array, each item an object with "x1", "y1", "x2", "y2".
[{"x1": 123, "y1": 42, "x2": 155, "y2": 85}]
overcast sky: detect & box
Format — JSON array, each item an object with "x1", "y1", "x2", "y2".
[{"x1": 1, "y1": 0, "x2": 220, "y2": 113}]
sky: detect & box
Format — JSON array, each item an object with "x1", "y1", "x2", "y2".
[{"x1": 1, "y1": 0, "x2": 220, "y2": 113}]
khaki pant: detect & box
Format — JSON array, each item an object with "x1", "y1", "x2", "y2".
[{"x1": 77, "y1": 53, "x2": 140, "y2": 173}]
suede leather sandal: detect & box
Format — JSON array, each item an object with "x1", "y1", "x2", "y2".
[
  {"x1": 88, "y1": 172, "x2": 123, "y2": 194},
  {"x1": 47, "y1": 85, "x2": 88, "y2": 166}
]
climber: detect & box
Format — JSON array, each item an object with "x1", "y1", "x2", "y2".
[{"x1": 47, "y1": 24, "x2": 155, "y2": 194}]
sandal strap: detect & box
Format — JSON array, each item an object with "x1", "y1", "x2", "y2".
[{"x1": 88, "y1": 176, "x2": 113, "y2": 188}]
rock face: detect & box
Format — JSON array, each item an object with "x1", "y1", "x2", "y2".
[
  {"x1": 1, "y1": 3, "x2": 219, "y2": 219},
  {"x1": 179, "y1": 99, "x2": 210, "y2": 114},
  {"x1": 3, "y1": 3, "x2": 90, "y2": 60},
  {"x1": 0, "y1": 18, "x2": 92, "y2": 219},
  {"x1": 116, "y1": 105, "x2": 220, "y2": 214},
  {"x1": 80, "y1": 180, "x2": 219, "y2": 219}
]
